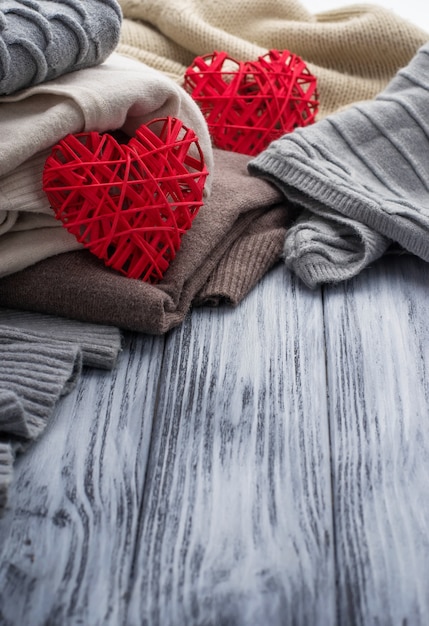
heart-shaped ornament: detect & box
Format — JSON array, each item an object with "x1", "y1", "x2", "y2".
[
  {"x1": 42, "y1": 117, "x2": 208, "y2": 283},
  {"x1": 183, "y1": 49, "x2": 318, "y2": 156}
]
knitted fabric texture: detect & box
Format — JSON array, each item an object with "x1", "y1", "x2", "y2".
[
  {"x1": 248, "y1": 42, "x2": 429, "y2": 287},
  {"x1": 116, "y1": 0, "x2": 429, "y2": 119},
  {"x1": 0, "y1": 442, "x2": 13, "y2": 511},
  {"x1": 0, "y1": 52, "x2": 214, "y2": 278},
  {"x1": 0, "y1": 309, "x2": 122, "y2": 514},
  {"x1": 0, "y1": 149, "x2": 293, "y2": 334},
  {"x1": 0, "y1": 0, "x2": 122, "y2": 95}
]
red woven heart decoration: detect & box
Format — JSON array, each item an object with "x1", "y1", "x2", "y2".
[
  {"x1": 183, "y1": 49, "x2": 319, "y2": 156},
  {"x1": 42, "y1": 117, "x2": 208, "y2": 283}
]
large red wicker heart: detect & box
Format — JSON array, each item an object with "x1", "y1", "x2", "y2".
[
  {"x1": 183, "y1": 49, "x2": 318, "y2": 156},
  {"x1": 42, "y1": 117, "x2": 208, "y2": 283}
]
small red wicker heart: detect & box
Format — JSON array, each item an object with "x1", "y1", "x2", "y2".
[
  {"x1": 42, "y1": 117, "x2": 208, "y2": 283},
  {"x1": 183, "y1": 49, "x2": 318, "y2": 156}
]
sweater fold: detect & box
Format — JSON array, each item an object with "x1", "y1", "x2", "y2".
[
  {"x1": 0, "y1": 149, "x2": 292, "y2": 333},
  {"x1": 0, "y1": 309, "x2": 122, "y2": 514},
  {"x1": 0, "y1": 52, "x2": 214, "y2": 278},
  {"x1": 0, "y1": 0, "x2": 122, "y2": 95},
  {"x1": 248, "y1": 42, "x2": 429, "y2": 286}
]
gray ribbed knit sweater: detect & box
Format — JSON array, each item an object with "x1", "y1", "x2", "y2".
[
  {"x1": 0, "y1": 309, "x2": 122, "y2": 513},
  {"x1": 248, "y1": 42, "x2": 429, "y2": 288},
  {"x1": 0, "y1": 0, "x2": 122, "y2": 95}
]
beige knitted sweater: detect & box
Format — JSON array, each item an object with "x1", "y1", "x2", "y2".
[{"x1": 116, "y1": 0, "x2": 429, "y2": 118}]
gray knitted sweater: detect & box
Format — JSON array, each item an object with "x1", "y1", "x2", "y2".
[
  {"x1": 249, "y1": 42, "x2": 429, "y2": 287},
  {"x1": 0, "y1": 309, "x2": 122, "y2": 514},
  {"x1": 0, "y1": 0, "x2": 122, "y2": 95}
]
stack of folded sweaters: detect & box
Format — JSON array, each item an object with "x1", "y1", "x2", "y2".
[{"x1": 1, "y1": 0, "x2": 428, "y2": 512}]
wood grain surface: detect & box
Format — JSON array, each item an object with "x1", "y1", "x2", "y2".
[
  {"x1": 0, "y1": 257, "x2": 428, "y2": 625},
  {"x1": 0, "y1": 333, "x2": 166, "y2": 625},
  {"x1": 323, "y1": 255, "x2": 429, "y2": 626},
  {"x1": 125, "y1": 265, "x2": 333, "y2": 626}
]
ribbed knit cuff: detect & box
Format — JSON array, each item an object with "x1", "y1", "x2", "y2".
[
  {"x1": 195, "y1": 206, "x2": 288, "y2": 306},
  {"x1": 283, "y1": 209, "x2": 390, "y2": 288},
  {"x1": 0, "y1": 151, "x2": 51, "y2": 214},
  {"x1": 0, "y1": 339, "x2": 82, "y2": 439},
  {"x1": 0, "y1": 441, "x2": 13, "y2": 513},
  {"x1": 249, "y1": 149, "x2": 392, "y2": 286},
  {"x1": 0, "y1": 389, "x2": 27, "y2": 436},
  {"x1": 0, "y1": 309, "x2": 122, "y2": 369}
]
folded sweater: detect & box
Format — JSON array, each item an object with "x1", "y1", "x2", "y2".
[
  {"x1": 0, "y1": 51, "x2": 214, "y2": 278},
  {"x1": 0, "y1": 149, "x2": 292, "y2": 333},
  {"x1": 0, "y1": 308, "x2": 122, "y2": 514},
  {"x1": 248, "y1": 42, "x2": 429, "y2": 287},
  {"x1": 0, "y1": 0, "x2": 122, "y2": 95}
]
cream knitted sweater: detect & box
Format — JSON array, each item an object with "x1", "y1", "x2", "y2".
[
  {"x1": 0, "y1": 52, "x2": 214, "y2": 278},
  {"x1": 116, "y1": 0, "x2": 429, "y2": 118}
]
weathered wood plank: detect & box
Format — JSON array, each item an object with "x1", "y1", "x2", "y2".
[
  {"x1": 0, "y1": 332, "x2": 165, "y2": 626},
  {"x1": 323, "y1": 255, "x2": 429, "y2": 626},
  {"x1": 126, "y1": 264, "x2": 335, "y2": 626}
]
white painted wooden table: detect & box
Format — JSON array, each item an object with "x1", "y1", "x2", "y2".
[{"x1": 0, "y1": 254, "x2": 428, "y2": 625}]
